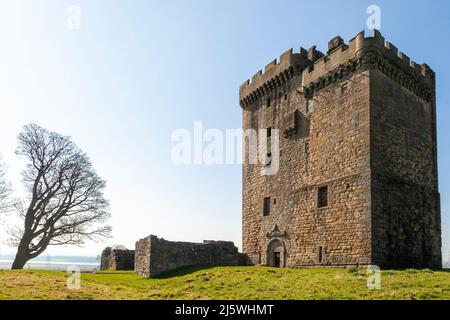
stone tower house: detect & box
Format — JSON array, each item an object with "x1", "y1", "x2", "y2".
[{"x1": 239, "y1": 30, "x2": 441, "y2": 269}]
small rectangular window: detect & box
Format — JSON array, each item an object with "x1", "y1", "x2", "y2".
[
  {"x1": 263, "y1": 197, "x2": 271, "y2": 216},
  {"x1": 306, "y1": 98, "x2": 314, "y2": 113},
  {"x1": 284, "y1": 94, "x2": 288, "y2": 101},
  {"x1": 267, "y1": 127, "x2": 272, "y2": 138},
  {"x1": 318, "y1": 186, "x2": 328, "y2": 208}
]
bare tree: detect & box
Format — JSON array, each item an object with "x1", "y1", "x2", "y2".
[
  {"x1": 0, "y1": 156, "x2": 10, "y2": 212},
  {"x1": 10, "y1": 124, "x2": 111, "y2": 269}
]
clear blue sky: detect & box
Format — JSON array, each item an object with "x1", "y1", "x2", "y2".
[{"x1": 0, "y1": 0, "x2": 448, "y2": 261}]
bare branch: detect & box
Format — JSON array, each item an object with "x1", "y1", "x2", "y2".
[{"x1": 0, "y1": 157, "x2": 12, "y2": 213}]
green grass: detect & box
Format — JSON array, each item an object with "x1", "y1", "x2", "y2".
[{"x1": 0, "y1": 266, "x2": 449, "y2": 300}]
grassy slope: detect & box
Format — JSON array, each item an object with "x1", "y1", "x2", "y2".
[{"x1": 0, "y1": 266, "x2": 449, "y2": 300}]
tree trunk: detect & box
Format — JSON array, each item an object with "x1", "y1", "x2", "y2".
[{"x1": 11, "y1": 245, "x2": 30, "y2": 270}]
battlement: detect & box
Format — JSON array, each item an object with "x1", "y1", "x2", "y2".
[
  {"x1": 239, "y1": 47, "x2": 306, "y2": 91},
  {"x1": 239, "y1": 30, "x2": 435, "y2": 107},
  {"x1": 239, "y1": 47, "x2": 320, "y2": 106},
  {"x1": 302, "y1": 30, "x2": 435, "y2": 90}
]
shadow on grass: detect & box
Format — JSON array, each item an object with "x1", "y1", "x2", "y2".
[
  {"x1": 151, "y1": 264, "x2": 215, "y2": 279},
  {"x1": 84, "y1": 271, "x2": 134, "y2": 275}
]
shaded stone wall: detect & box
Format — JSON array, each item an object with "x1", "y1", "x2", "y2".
[
  {"x1": 370, "y1": 68, "x2": 441, "y2": 269},
  {"x1": 239, "y1": 29, "x2": 441, "y2": 269},
  {"x1": 135, "y1": 235, "x2": 239, "y2": 277},
  {"x1": 100, "y1": 247, "x2": 135, "y2": 270}
]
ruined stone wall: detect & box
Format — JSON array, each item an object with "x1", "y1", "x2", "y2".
[
  {"x1": 134, "y1": 237, "x2": 152, "y2": 276},
  {"x1": 135, "y1": 235, "x2": 239, "y2": 277},
  {"x1": 100, "y1": 247, "x2": 135, "y2": 271},
  {"x1": 100, "y1": 247, "x2": 112, "y2": 270}
]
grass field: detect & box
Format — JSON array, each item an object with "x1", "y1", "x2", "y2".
[{"x1": 1, "y1": 266, "x2": 449, "y2": 300}]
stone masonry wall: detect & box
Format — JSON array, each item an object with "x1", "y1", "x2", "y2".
[
  {"x1": 100, "y1": 247, "x2": 135, "y2": 271},
  {"x1": 242, "y1": 68, "x2": 372, "y2": 267},
  {"x1": 135, "y1": 235, "x2": 239, "y2": 277}
]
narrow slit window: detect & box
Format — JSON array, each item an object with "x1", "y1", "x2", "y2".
[
  {"x1": 318, "y1": 246, "x2": 323, "y2": 263},
  {"x1": 263, "y1": 197, "x2": 271, "y2": 216},
  {"x1": 267, "y1": 127, "x2": 272, "y2": 138}
]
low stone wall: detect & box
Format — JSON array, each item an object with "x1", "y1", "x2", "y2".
[
  {"x1": 135, "y1": 235, "x2": 239, "y2": 277},
  {"x1": 100, "y1": 247, "x2": 135, "y2": 270}
]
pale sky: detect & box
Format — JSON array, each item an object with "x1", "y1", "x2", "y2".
[{"x1": 0, "y1": 0, "x2": 449, "y2": 262}]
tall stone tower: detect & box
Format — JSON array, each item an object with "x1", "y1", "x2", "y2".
[{"x1": 239, "y1": 30, "x2": 441, "y2": 269}]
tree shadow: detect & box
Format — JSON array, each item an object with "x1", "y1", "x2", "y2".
[{"x1": 151, "y1": 264, "x2": 215, "y2": 279}]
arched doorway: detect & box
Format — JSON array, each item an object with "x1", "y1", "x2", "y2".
[{"x1": 267, "y1": 239, "x2": 285, "y2": 267}]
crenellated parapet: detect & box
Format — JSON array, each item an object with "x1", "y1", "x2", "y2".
[
  {"x1": 239, "y1": 30, "x2": 435, "y2": 108},
  {"x1": 239, "y1": 47, "x2": 323, "y2": 108},
  {"x1": 302, "y1": 30, "x2": 434, "y2": 102}
]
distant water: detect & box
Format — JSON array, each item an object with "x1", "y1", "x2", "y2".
[{"x1": 0, "y1": 254, "x2": 100, "y2": 271}]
